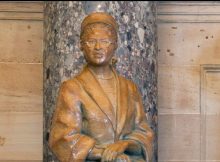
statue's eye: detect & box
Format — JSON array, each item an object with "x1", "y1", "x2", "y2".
[
  {"x1": 100, "y1": 40, "x2": 113, "y2": 47},
  {"x1": 101, "y1": 40, "x2": 110, "y2": 45},
  {"x1": 87, "y1": 40, "x2": 96, "y2": 46},
  {"x1": 84, "y1": 39, "x2": 113, "y2": 47}
]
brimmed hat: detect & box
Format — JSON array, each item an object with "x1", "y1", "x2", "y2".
[{"x1": 81, "y1": 12, "x2": 118, "y2": 32}]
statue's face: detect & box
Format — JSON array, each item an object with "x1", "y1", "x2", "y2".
[{"x1": 81, "y1": 23, "x2": 117, "y2": 66}]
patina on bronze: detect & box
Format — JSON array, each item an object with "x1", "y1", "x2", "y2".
[{"x1": 49, "y1": 12, "x2": 154, "y2": 162}]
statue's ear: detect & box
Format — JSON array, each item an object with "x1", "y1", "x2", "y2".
[
  {"x1": 114, "y1": 42, "x2": 118, "y2": 51},
  {"x1": 79, "y1": 40, "x2": 83, "y2": 51}
]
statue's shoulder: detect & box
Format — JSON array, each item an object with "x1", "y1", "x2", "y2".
[
  {"x1": 59, "y1": 76, "x2": 82, "y2": 92},
  {"x1": 118, "y1": 75, "x2": 140, "y2": 102},
  {"x1": 117, "y1": 74, "x2": 138, "y2": 92}
]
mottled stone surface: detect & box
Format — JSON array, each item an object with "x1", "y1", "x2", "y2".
[{"x1": 44, "y1": 1, "x2": 158, "y2": 161}]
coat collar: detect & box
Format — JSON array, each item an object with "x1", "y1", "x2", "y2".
[{"x1": 76, "y1": 65, "x2": 128, "y2": 139}]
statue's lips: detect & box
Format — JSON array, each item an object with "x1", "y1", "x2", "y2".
[{"x1": 93, "y1": 53, "x2": 104, "y2": 58}]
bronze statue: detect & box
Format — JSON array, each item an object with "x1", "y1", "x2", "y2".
[{"x1": 49, "y1": 12, "x2": 154, "y2": 162}]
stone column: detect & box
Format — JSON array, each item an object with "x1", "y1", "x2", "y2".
[{"x1": 44, "y1": 1, "x2": 158, "y2": 161}]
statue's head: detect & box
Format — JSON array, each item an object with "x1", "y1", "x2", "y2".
[{"x1": 80, "y1": 12, "x2": 118, "y2": 67}]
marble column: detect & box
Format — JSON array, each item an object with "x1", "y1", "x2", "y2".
[{"x1": 44, "y1": 1, "x2": 158, "y2": 161}]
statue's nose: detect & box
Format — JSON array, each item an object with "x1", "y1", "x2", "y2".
[{"x1": 94, "y1": 41, "x2": 101, "y2": 50}]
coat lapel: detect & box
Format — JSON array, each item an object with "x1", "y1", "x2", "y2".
[
  {"x1": 112, "y1": 68, "x2": 128, "y2": 139},
  {"x1": 76, "y1": 66, "x2": 116, "y2": 131}
]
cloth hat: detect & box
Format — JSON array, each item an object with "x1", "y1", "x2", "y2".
[{"x1": 81, "y1": 12, "x2": 118, "y2": 33}]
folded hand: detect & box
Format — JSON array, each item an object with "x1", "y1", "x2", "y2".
[{"x1": 101, "y1": 140, "x2": 129, "y2": 162}]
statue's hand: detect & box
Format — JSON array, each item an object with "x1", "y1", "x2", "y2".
[
  {"x1": 115, "y1": 154, "x2": 131, "y2": 162},
  {"x1": 101, "y1": 140, "x2": 128, "y2": 162}
]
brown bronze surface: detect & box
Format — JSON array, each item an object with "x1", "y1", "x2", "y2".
[{"x1": 49, "y1": 12, "x2": 154, "y2": 162}]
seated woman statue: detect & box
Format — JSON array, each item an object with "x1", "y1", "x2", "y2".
[{"x1": 49, "y1": 12, "x2": 154, "y2": 162}]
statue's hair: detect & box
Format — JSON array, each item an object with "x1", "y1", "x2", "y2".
[{"x1": 80, "y1": 22, "x2": 117, "y2": 42}]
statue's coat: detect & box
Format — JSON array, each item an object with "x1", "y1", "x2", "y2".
[{"x1": 49, "y1": 66, "x2": 153, "y2": 162}]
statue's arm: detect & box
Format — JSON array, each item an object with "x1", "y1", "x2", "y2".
[
  {"x1": 87, "y1": 146, "x2": 104, "y2": 160},
  {"x1": 49, "y1": 81, "x2": 96, "y2": 162},
  {"x1": 123, "y1": 139, "x2": 142, "y2": 155},
  {"x1": 124, "y1": 83, "x2": 154, "y2": 161},
  {"x1": 101, "y1": 82, "x2": 154, "y2": 162}
]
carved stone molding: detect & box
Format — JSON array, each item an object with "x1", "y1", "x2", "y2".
[
  {"x1": 0, "y1": 2, "x2": 43, "y2": 21},
  {"x1": 158, "y1": 1, "x2": 220, "y2": 23},
  {"x1": 200, "y1": 64, "x2": 220, "y2": 161}
]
